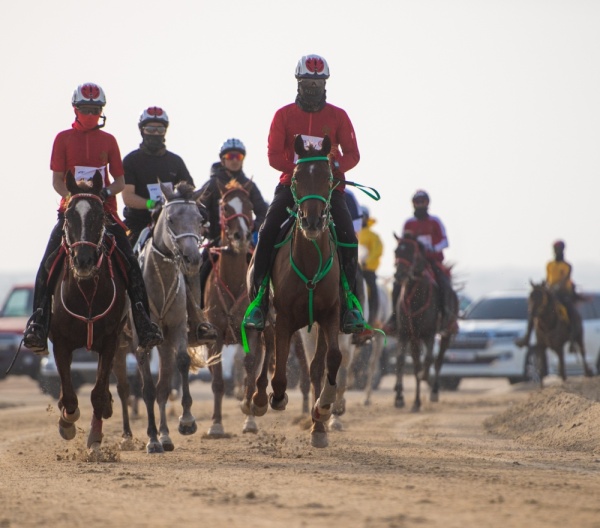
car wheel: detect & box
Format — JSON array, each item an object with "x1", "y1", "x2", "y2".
[{"x1": 39, "y1": 376, "x2": 61, "y2": 399}]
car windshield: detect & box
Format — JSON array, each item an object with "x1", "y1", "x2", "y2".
[
  {"x1": 463, "y1": 297, "x2": 528, "y2": 320},
  {"x1": 1, "y1": 287, "x2": 33, "y2": 317}
]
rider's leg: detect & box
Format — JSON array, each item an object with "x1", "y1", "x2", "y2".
[
  {"x1": 331, "y1": 190, "x2": 367, "y2": 334},
  {"x1": 385, "y1": 281, "x2": 401, "y2": 332},
  {"x1": 362, "y1": 269, "x2": 378, "y2": 325},
  {"x1": 107, "y1": 221, "x2": 163, "y2": 350},
  {"x1": 186, "y1": 248, "x2": 217, "y2": 346},
  {"x1": 244, "y1": 185, "x2": 294, "y2": 330},
  {"x1": 562, "y1": 295, "x2": 581, "y2": 352},
  {"x1": 23, "y1": 216, "x2": 65, "y2": 354}
]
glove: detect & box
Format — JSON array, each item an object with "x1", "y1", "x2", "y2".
[{"x1": 99, "y1": 188, "x2": 111, "y2": 202}]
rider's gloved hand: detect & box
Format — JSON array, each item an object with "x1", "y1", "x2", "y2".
[{"x1": 99, "y1": 188, "x2": 112, "y2": 202}]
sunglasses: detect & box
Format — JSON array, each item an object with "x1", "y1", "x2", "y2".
[
  {"x1": 142, "y1": 125, "x2": 167, "y2": 135},
  {"x1": 77, "y1": 106, "x2": 102, "y2": 115},
  {"x1": 222, "y1": 152, "x2": 244, "y2": 161}
]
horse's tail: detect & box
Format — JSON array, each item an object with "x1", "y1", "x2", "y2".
[{"x1": 187, "y1": 345, "x2": 223, "y2": 372}]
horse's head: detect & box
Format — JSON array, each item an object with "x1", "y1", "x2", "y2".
[
  {"x1": 393, "y1": 233, "x2": 427, "y2": 283},
  {"x1": 154, "y1": 182, "x2": 204, "y2": 275},
  {"x1": 64, "y1": 171, "x2": 106, "y2": 279},
  {"x1": 292, "y1": 134, "x2": 333, "y2": 240},
  {"x1": 218, "y1": 180, "x2": 253, "y2": 254},
  {"x1": 528, "y1": 280, "x2": 552, "y2": 316}
]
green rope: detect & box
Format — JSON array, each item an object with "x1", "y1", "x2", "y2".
[
  {"x1": 296, "y1": 156, "x2": 329, "y2": 164},
  {"x1": 241, "y1": 276, "x2": 269, "y2": 353}
]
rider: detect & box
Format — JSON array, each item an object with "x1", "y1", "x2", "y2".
[
  {"x1": 518, "y1": 240, "x2": 582, "y2": 351},
  {"x1": 121, "y1": 106, "x2": 217, "y2": 347},
  {"x1": 243, "y1": 54, "x2": 366, "y2": 334},
  {"x1": 357, "y1": 206, "x2": 383, "y2": 326},
  {"x1": 23, "y1": 83, "x2": 162, "y2": 354},
  {"x1": 386, "y1": 189, "x2": 455, "y2": 333},
  {"x1": 197, "y1": 138, "x2": 268, "y2": 304}
]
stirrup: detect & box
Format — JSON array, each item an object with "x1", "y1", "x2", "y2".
[
  {"x1": 23, "y1": 323, "x2": 49, "y2": 356},
  {"x1": 341, "y1": 309, "x2": 366, "y2": 334},
  {"x1": 189, "y1": 322, "x2": 218, "y2": 347},
  {"x1": 138, "y1": 322, "x2": 163, "y2": 350},
  {"x1": 243, "y1": 306, "x2": 266, "y2": 331}
]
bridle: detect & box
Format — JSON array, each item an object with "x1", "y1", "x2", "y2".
[
  {"x1": 219, "y1": 186, "x2": 253, "y2": 248},
  {"x1": 291, "y1": 156, "x2": 334, "y2": 233},
  {"x1": 394, "y1": 238, "x2": 422, "y2": 281},
  {"x1": 151, "y1": 199, "x2": 202, "y2": 263},
  {"x1": 63, "y1": 193, "x2": 106, "y2": 266}
]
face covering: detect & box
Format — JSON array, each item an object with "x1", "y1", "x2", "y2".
[
  {"x1": 414, "y1": 207, "x2": 429, "y2": 220},
  {"x1": 142, "y1": 134, "x2": 166, "y2": 154},
  {"x1": 73, "y1": 110, "x2": 101, "y2": 131},
  {"x1": 296, "y1": 80, "x2": 327, "y2": 112}
]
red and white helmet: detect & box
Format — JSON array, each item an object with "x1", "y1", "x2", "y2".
[
  {"x1": 295, "y1": 54, "x2": 330, "y2": 79},
  {"x1": 139, "y1": 106, "x2": 169, "y2": 128},
  {"x1": 72, "y1": 83, "x2": 106, "y2": 107}
]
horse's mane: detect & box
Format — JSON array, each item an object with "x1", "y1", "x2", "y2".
[
  {"x1": 225, "y1": 179, "x2": 245, "y2": 191},
  {"x1": 173, "y1": 181, "x2": 197, "y2": 200}
]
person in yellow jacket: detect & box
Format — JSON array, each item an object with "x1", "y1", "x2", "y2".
[
  {"x1": 357, "y1": 206, "x2": 383, "y2": 325},
  {"x1": 518, "y1": 240, "x2": 582, "y2": 351}
]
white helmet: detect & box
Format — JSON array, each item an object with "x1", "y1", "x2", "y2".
[
  {"x1": 72, "y1": 83, "x2": 106, "y2": 107},
  {"x1": 139, "y1": 106, "x2": 169, "y2": 128},
  {"x1": 219, "y1": 138, "x2": 246, "y2": 157},
  {"x1": 361, "y1": 206, "x2": 370, "y2": 218},
  {"x1": 295, "y1": 54, "x2": 330, "y2": 79}
]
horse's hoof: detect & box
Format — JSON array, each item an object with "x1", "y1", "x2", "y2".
[
  {"x1": 410, "y1": 404, "x2": 421, "y2": 413},
  {"x1": 240, "y1": 400, "x2": 252, "y2": 416},
  {"x1": 160, "y1": 434, "x2": 175, "y2": 451},
  {"x1": 363, "y1": 399, "x2": 371, "y2": 407},
  {"x1": 178, "y1": 420, "x2": 198, "y2": 436},
  {"x1": 312, "y1": 399, "x2": 332, "y2": 423},
  {"x1": 62, "y1": 407, "x2": 81, "y2": 424},
  {"x1": 394, "y1": 397, "x2": 405, "y2": 409},
  {"x1": 58, "y1": 421, "x2": 77, "y2": 441},
  {"x1": 251, "y1": 401, "x2": 269, "y2": 417},
  {"x1": 88, "y1": 442, "x2": 102, "y2": 453},
  {"x1": 146, "y1": 440, "x2": 164, "y2": 454},
  {"x1": 430, "y1": 392, "x2": 439, "y2": 403},
  {"x1": 242, "y1": 416, "x2": 258, "y2": 434},
  {"x1": 120, "y1": 436, "x2": 136, "y2": 451},
  {"x1": 311, "y1": 431, "x2": 328, "y2": 448},
  {"x1": 269, "y1": 392, "x2": 288, "y2": 411},
  {"x1": 207, "y1": 423, "x2": 225, "y2": 437},
  {"x1": 328, "y1": 415, "x2": 343, "y2": 432}
]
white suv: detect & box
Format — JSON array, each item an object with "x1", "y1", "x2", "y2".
[{"x1": 438, "y1": 290, "x2": 600, "y2": 389}]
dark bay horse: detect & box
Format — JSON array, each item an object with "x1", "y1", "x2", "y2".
[
  {"x1": 392, "y1": 235, "x2": 458, "y2": 412},
  {"x1": 524, "y1": 281, "x2": 592, "y2": 387},
  {"x1": 202, "y1": 180, "x2": 262, "y2": 435},
  {"x1": 248, "y1": 135, "x2": 342, "y2": 448},
  {"x1": 117, "y1": 182, "x2": 206, "y2": 453},
  {"x1": 49, "y1": 171, "x2": 128, "y2": 451}
]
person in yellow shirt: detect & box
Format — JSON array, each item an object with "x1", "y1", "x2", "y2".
[{"x1": 357, "y1": 206, "x2": 383, "y2": 325}]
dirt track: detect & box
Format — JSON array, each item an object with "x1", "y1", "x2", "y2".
[{"x1": 1, "y1": 374, "x2": 600, "y2": 528}]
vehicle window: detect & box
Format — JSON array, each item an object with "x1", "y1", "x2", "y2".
[
  {"x1": 1, "y1": 288, "x2": 33, "y2": 317},
  {"x1": 589, "y1": 295, "x2": 600, "y2": 319},
  {"x1": 463, "y1": 297, "x2": 528, "y2": 320},
  {"x1": 577, "y1": 297, "x2": 597, "y2": 321}
]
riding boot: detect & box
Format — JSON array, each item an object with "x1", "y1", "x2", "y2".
[
  {"x1": 23, "y1": 295, "x2": 51, "y2": 356},
  {"x1": 198, "y1": 251, "x2": 214, "y2": 309},
  {"x1": 126, "y1": 256, "x2": 163, "y2": 350},
  {"x1": 243, "y1": 274, "x2": 270, "y2": 331},
  {"x1": 184, "y1": 272, "x2": 217, "y2": 347},
  {"x1": 384, "y1": 281, "x2": 400, "y2": 334},
  {"x1": 340, "y1": 255, "x2": 367, "y2": 334}
]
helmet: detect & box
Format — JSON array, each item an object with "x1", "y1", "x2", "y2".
[
  {"x1": 412, "y1": 189, "x2": 430, "y2": 203},
  {"x1": 295, "y1": 54, "x2": 330, "y2": 79},
  {"x1": 72, "y1": 83, "x2": 106, "y2": 107},
  {"x1": 219, "y1": 138, "x2": 246, "y2": 157},
  {"x1": 361, "y1": 206, "x2": 370, "y2": 218},
  {"x1": 553, "y1": 240, "x2": 565, "y2": 251},
  {"x1": 139, "y1": 106, "x2": 169, "y2": 128}
]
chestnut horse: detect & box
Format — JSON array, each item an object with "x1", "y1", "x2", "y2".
[
  {"x1": 202, "y1": 180, "x2": 262, "y2": 435},
  {"x1": 49, "y1": 171, "x2": 128, "y2": 451},
  {"x1": 248, "y1": 135, "x2": 342, "y2": 448},
  {"x1": 524, "y1": 281, "x2": 592, "y2": 387},
  {"x1": 392, "y1": 235, "x2": 458, "y2": 412}
]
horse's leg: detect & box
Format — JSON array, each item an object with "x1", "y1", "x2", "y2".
[
  {"x1": 241, "y1": 331, "x2": 261, "y2": 434},
  {"x1": 364, "y1": 334, "x2": 383, "y2": 406},
  {"x1": 270, "y1": 319, "x2": 292, "y2": 410},
  {"x1": 112, "y1": 338, "x2": 135, "y2": 450},
  {"x1": 430, "y1": 335, "x2": 450, "y2": 403},
  {"x1": 411, "y1": 339, "x2": 422, "y2": 413},
  {"x1": 252, "y1": 326, "x2": 271, "y2": 415},
  {"x1": 155, "y1": 341, "x2": 175, "y2": 450},
  {"x1": 177, "y1": 340, "x2": 197, "y2": 437},
  {"x1": 329, "y1": 334, "x2": 351, "y2": 431},
  {"x1": 292, "y1": 331, "x2": 311, "y2": 414},
  {"x1": 576, "y1": 338, "x2": 593, "y2": 377},
  {"x1": 136, "y1": 346, "x2": 162, "y2": 453},
  {"x1": 207, "y1": 338, "x2": 226, "y2": 437},
  {"x1": 54, "y1": 343, "x2": 81, "y2": 441},
  {"x1": 556, "y1": 347, "x2": 567, "y2": 382},
  {"x1": 420, "y1": 336, "x2": 435, "y2": 383},
  {"x1": 88, "y1": 344, "x2": 117, "y2": 450},
  {"x1": 394, "y1": 339, "x2": 406, "y2": 409}
]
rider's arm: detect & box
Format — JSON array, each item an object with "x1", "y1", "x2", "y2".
[
  {"x1": 335, "y1": 109, "x2": 360, "y2": 174},
  {"x1": 267, "y1": 109, "x2": 297, "y2": 175},
  {"x1": 122, "y1": 183, "x2": 151, "y2": 209},
  {"x1": 52, "y1": 171, "x2": 69, "y2": 198}
]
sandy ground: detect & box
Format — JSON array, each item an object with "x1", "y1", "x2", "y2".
[{"x1": 1, "y1": 373, "x2": 600, "y2": 528}]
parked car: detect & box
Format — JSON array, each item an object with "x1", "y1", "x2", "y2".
[
  {"x1": 0, "y1": 283, "x2": 43, "y2": 381},
  {"x1": 437, "y1": 289, "x2": 600, "y2": 390}
]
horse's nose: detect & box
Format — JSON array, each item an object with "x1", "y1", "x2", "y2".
[
  {"x1": 73, "y1": 252, "x2": 94, "y2": 271},
  {"x1": 233, "y1": 232, "x2": 242, "y2": 241}
]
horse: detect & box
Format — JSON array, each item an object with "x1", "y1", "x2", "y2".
[
  {"x1": 116, "y1": 181, "x2": 206, "y2": 453},
  {"x1": 49, "y1": 171, "x2": 128, "y2": 451},
  {"x1": 202, "y1": 179, "x2": 263, "y2": 435},
  {"x1": 248, "y1": 134, "x2": 342, "y2": 448},
  {"x1": 524, "y1": 281, "x2": 592, "y2": 387},
  {"x1": 392, "y1": 234, "x2": 458, "y2": 412}
]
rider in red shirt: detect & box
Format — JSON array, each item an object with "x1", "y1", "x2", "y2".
[
  {"x1": 243, "y1": 54, "x2": 366, "y2": 334},
  {"x1": 23, "y1": 83, "x2": 162, "y2": 354}
]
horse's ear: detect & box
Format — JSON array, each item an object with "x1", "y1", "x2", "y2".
[
  {"x1": 294, "y1": 134, "x2": 306, "y2": 157},
  {"x1": 529, "y1": 279, "x2": 535, "y2": 288},
  {"x1": 321, "y1": 135, "x2": 331, "y2": 156},
  {"x1": 160, "y1": 181, "x2": 174, "y2": 202},
  {"x1": 393, "y1": 232, "x2": 400, "y2": 242},
  {"x1": 92, "y1": 171, "x2": 103, "y2": 195},
  {"x1": 65, "y1": 171, "x2": 79, "y2": 195}
]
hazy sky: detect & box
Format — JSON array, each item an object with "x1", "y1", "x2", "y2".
[{"x1": 2, "y1": 0, "x2": 599, "y2": 298}]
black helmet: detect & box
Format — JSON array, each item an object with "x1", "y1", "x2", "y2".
[{"x1": 412, "y1": 189, "x2": 430, "y2": 203}]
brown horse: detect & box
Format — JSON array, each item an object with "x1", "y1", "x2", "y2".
[
  {"x1": 392, "y1": 235, "x2": 458, "y2": 412},
  {"x1": 248, "y1": 135, "x2": 342, "y2": 448},
  {"x1": 49, "y1": 171, "x2": 128, "y2": 451},
  {"x1": 202, "y1": 180, "x2": 263, "y2": 435},
  {"x1": 524, "y1": 281, "x2": 592, "y2": 387}
]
